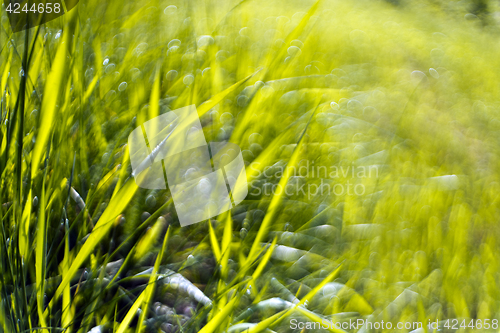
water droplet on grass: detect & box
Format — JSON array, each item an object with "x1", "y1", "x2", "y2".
[
  {"x1": 85, "y1": 67, "x2": 94, "y2": 78},
  {"x1": 118, "y1": 82, "x2": 127, "y2": 91},
  {"x1": 260, "y1": 85, "x2": 274, "y2": 98},
  {"x1": 274, "y1": 39, "x2": 285, "y2": 49},
  {"x1": 146, "y1": 194, "x2": 157, "y2": 208},
  {"x1": 411, "y1": 70, "x2": 427, "y2": 83},
  {"x1": 166, "y1": 70, "x2": 178, "y2": 81},
  {"x1": 237, "y1": 95, "x2": 248, "y2": 107},
  {"x1": 167, "y1": 45, "x2": 180, "y2": 56},
  {"x1": 240, "y1": 228, "x2": 248, "y2": 239},
  {"x1": 168, "y1": 39, "x2": 181, "y2": 48},
  {"x1": 197, "y1": 178, "x2": 212, "y2": 196},
  {"x1": 290, "y1": 39, "x2": 303, "y2": 48},
  {"x1": 464, "y1": 13, "x2": 478, "y2": 20},
  {"x1": 253, "y1": 209, "x2": 265, "y2": 221},
  {"x1": 280, "y1": 90, "x2": 300, "y2": 105},
  {"x1": 250, "y1": 143, "x2": 263, "y2": 156},
  {"x1": 210, "y1": 110, "x2": 219, "y2": 119},
  {"x1": 164, "y1": 5, "x2": 177, "y2": 15},
  {"x1": 248, "y1": 132, "x2": 263, "y2": 144},
  {"x1": 202, "y1": 67, "x2": 211, "y2": 76},
  {"x1": 217, "y1": 128, "x2": 228, "y2": 140},
  {"x1": 183, "y1": 74, "x2": 194, "y2": 85},
  {"x1": 287, "y1": 46, "x2": 301, "y2": 56},
  {"x1": 198, "y1": 35, "x2": 214, "y2": 47},
  {"x1": 242, "y1": 150, "x2": 255, "y2": 162},
  {"x1": 105, "y1": 63, "x2": 116, "y2": 74},
  {"x1": 347, "y1": 99, "x2": 363, "y2": 113},
  {"x1": 185, "y1": 168, "x2": 198, "y2": 181},
  {"x1": 141, "y1": 212, "x2": 151, "y2": 222},
  {"x1": 220, "y1": 112, "x2": 234, "y2": 124},
  {"x1": 105, "y1": 90, "x2": 116, "y2": 101},
  {"x1": 429, "y1": 68, "x2": 439, "y2": 79},
  {"x1": 304, "y1": 64, "x2": 319, "y2": 74},
  {"x1": 216, "y1": 50, "x2": 227, "y2": 62}
]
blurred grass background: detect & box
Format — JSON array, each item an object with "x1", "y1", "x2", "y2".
[{"x1": 1, "y1": 0, "x2": 500, "y2": 331}]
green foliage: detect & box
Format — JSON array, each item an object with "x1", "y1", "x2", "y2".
[{"x1": 1, "y1": 0, "x2": 500, "y2": 332}]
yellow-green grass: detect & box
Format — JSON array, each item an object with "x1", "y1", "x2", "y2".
[{"x1": 0, "y1": 0, "x2": 499, "y2": 332}]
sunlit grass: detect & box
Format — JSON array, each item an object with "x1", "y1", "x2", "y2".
[{"x1": 1, "y1": 0, "x2": 500, "y2": 332}]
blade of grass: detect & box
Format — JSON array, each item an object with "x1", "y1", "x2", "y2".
[
  {"x1": 208, "y1": 219, "x2": 221, "y2": 262},
  {"x1": 247, "y1": 265, "x2": 343, "y2": 333},
  {"x1": 198, "y1": 296, "x2": 238, "y2": 333},
  {"x1": 251, "y1": 236, "x2": 277, "y2": 281},
  {"x1": 196, "y1": 71, "x2": 257, "y2": 118},
  {"x1": 115, "y1": 292, "x2": 145, "y2": 333},
  {"x1": 30, "y1": 30, "x2": 69, "y2": 179},
  {"x1": 36, "y1": 143, "x2": 50, "y2": 333},
  {"x1": 46, "y1": 178, "x2": 138, "y2": 314},
  {"x1": 136, "y1": 226, "x2": 171, "y2": 333},
  {"x1": 245, "y1": 106, "x2": 319, "y2": 266}
]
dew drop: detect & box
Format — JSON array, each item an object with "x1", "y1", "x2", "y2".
[{"x1": 118, "y1": 82, "x2": 127, "y2": 91}]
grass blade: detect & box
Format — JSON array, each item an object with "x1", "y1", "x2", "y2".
[{"x1": 46, "y1": 178, "x2": 138, "y2": 314}]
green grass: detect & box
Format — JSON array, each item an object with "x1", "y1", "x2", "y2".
[{"x1": 1, "y1": 0, "x2": 500, "y2": 332}]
